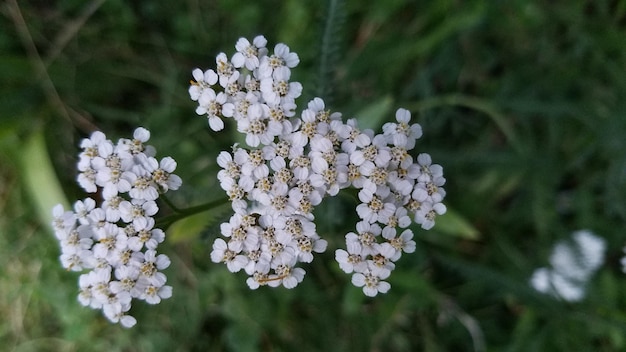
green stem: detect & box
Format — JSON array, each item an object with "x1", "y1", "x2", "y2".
[
  {"x1": 407, "y1": 94, "x2": 525, "y2": 155},
  {"x1": 159, "y1": 193, "x2": 181, "y2": 213},
  {"x1": 156, "y1": 197, "x2": 229, "y2": 229},
  {"x1": 315, "y1": 0, "x2": 344, "y2": 101}
]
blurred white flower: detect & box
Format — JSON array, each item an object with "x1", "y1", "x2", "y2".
[{"x1": 530, "y1": 230, "x2": 606, "y2": 302}]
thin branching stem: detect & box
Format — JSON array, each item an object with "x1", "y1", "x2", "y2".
[
  {"x1": 155, "y1": 197, "x2": 229, "y2": 229},
  {"x1": 5, "y1": 0, "x2": 99, "y2": 133},
  {"x1": 159, "y1": 194, "x2": 182, "y2": 213}
]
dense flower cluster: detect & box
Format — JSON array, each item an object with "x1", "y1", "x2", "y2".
[
  {"x1": 51, "y1": 128, "x2": 181, "y2": 327},
  {"x1": 190, "y1": 35, "x2": 447, "y2": 296}
]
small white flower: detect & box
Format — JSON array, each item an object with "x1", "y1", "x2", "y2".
[
  {"x1": 259, "y1": 43, "x2": 300, "y2": 76},
  {"x1": 219, "y1": 69, "x2": 242, "y2": 96},
  {"x1": 131, "y1": 250, "x2": 170, "y2": 288},
  {"x1": 237, "y1": 148, "x2": 269, "y2": 180},
  {"x1": 356, "y1": 181, "x2": 396, "y2": 224},
  {"x1": 335, "y1": 240, "x2": 367, "y2": 274},
  {"x1": 346, "y1": 221, "x2": 382, "y2": 257},
  {"x1": 368, "y1": 242, "x2": 397, "y2": 274},
  {"x1": 102, "y1": 195, "x2": 123, "y2": 222},
  {"x1": 88, "y1": 267, "x2": 113, "y2": 303},
  {"x1": 215, "y1": 52, "x2": 235, "y2": 85},
  {"x1": 387, "y1": 170, "x2": 414, "y2": 197},
  {"x1": 119, "y1": 199, "x2": 159, "y2": 225},
  {"x1": 79, "y1": 131, "x2": 107, "y2": 164},
  {"x1": 87, "y1": 207, "x2": 106, "y2": 229},
  {"x1": 97, "y1": 167, "x2": 133, "y2": 199},
  {"x1": 127, "y1": 217, "x2": 164, "y2": 251},
  {"x1": 414, "y1": 201, "x2": 446, "y2": 230},
  {"x1": 246, "y1": 271, "x2": 271, "y2": 290},
  {"x1": 351, "y1": 269, "x2": 391, "y2": 297},
  {"x1": 387, "y1": 229, "x2": 416, "y2": 257},
  {"x1": 104, "y1": 302, "x2": 136, "y2": 328},
  {"x1": 77, "y1": 167, "x2": 98, "y2": 193},
  {"x1": 341, "y1": 118, "x2": 370, "y2": 154},
  {"x1": 52, "y1": 204, "x2": 76, "y2": 233},
  {"x1": 117, "y1": 127, "x2": 153, "y2": 156},
  {"x1": 148, "y1": 156, "x2": 183, "y2": 192},
  {"x1": 189, "y1": 68, "x2": 218, "y2": 101},
  {"x1": 78, "y1": 272, "x2": 99, "y2": 308},
  {"x1": 140, "y1": 282, "x2": 173, "y2": 305},
  {"x1": 280, "y1": 266, "x2": 306, "y2": 289},
  {"x1": 260, "y1": 66, "x2": 302, "y2": 106},
  {"x1": 196, "y1": 88, "x2": 228, "y2": 131},
  {"x1": 211, "y1": 238, "x2": 249, "y2": 273},
  {"x1": 60, "y1": 249, "x2": 94, "y2": 272},
  {"x1": 226, "y1": 215, "x2": 260, "y2": 253},
  {"x1": 232, "y1": 35, "x2": 268, "y2": 70},
  {"x1": 382, "y1": 108, "x2": 422, "y2": 149},
  {"x1": 127, "y1": 170, "x2": 159, "y2": 201},
  {"x1": 72, "y1": 198, "x2": 96, "y2": 225},
  {"x1": 385, "y1": 207, "x2": 412, "y2": 230},
  {"x1": 224, "y1": 92, "x2": 260, "y2": 121},
  {"x1": 111, "y1": 265, "x2": 142, "y2": 298},
  {"x1": 92, "y1": 222, "x2": 127, "y2": 261},
  {"x1": 59, "y1": 226, "x2": 93, "y2": 255},
  {"x1": 238, "y1": 112, "x2": 283, "y2": 147}
]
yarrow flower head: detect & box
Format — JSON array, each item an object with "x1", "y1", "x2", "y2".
[
  {"x1": 52, "y1": 127, "x2": 181, "y2": 327},
  {"x1": 190, "y1": 36, "x2": 447, "y2": 296},
  {"x1": 52, "y1": 35, "x2": 447, "y2": 328}
]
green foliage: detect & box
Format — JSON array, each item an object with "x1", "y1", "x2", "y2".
[
  {"x1": 2, "y1": 0, "x2": 626, "y2": 351},
  {"x1": 21, "y1": 130, "x2": 70, "y2": 225},
  {"x1": 314, "y1": 0, "x2": 346, "y2": 104}
]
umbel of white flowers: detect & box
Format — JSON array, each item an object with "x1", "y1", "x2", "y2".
[
  {"x1": 189, "y1": 35, "x2": 447, "y2": 296},
  {"x1": 51, "y1": 128, "x2": 182, "y2": 327}
]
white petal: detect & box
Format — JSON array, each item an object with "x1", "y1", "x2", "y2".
[{"x1": 208, "y1": 116, "x2": 225, "y2": 131}]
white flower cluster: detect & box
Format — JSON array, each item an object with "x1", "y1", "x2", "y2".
[
  {"x1": 530, "y1": 230, "x2": 606, "y2": 302},
  {"x1": 189, "y1": 36, "x2": 447, "y2": 296},
  {"x1": 51, "y1": 128, "x2": 182, "y2": 327}
]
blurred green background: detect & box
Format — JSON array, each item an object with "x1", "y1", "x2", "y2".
[{"x1": 2, "y1": 0, "x2": 626, "y2": 351}]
